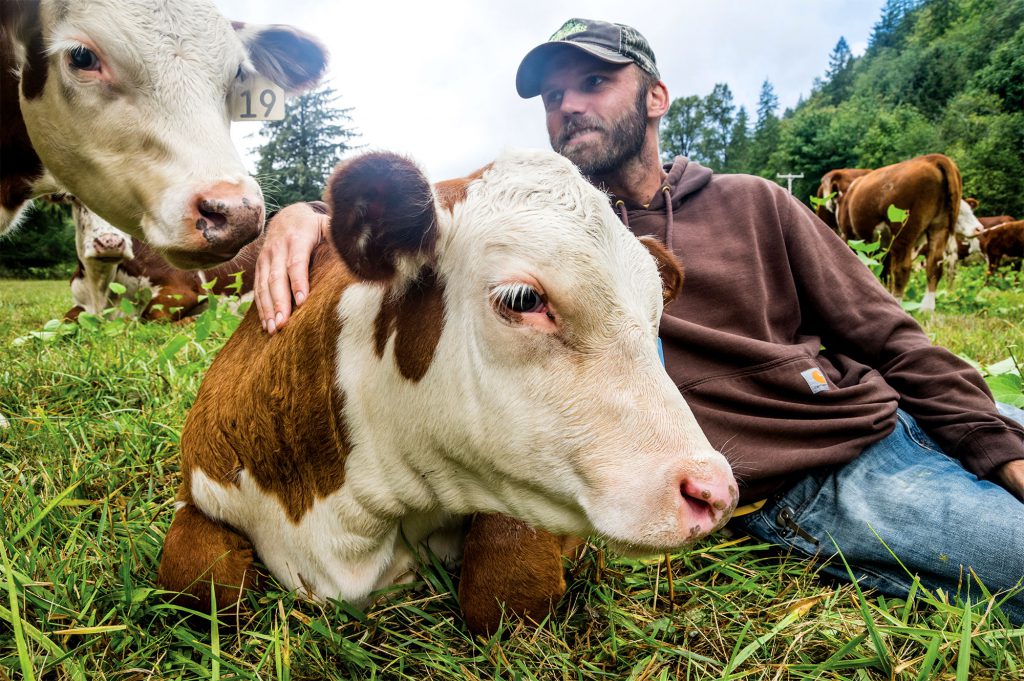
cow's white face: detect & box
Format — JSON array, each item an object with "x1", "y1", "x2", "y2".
[
  {"x1": 956, "y1": 199, "x2": 983, "y2": 239},
  {"x1": 330, "y1": 150, "x2": 737, "y2": 556},
  {"x1": 10, "y1": 0, "x2": 326, "y2": 269},
  {"x1": 70, "y1": 198, "x2": 133, "y2": 263}
]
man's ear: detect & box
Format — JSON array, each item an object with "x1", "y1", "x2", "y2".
[
  {"x1": 638, "y1": 236, "x2": 684, "y2": 305},
  {"x1": 647, "y1": 80, "x2": 670, "y2": 119}
]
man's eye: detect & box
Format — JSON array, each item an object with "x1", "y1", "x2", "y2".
[
  {"x1": 68, "y1": 46, "x2": 100, "y2": 71},
  {"x1": 585, "y1": 75, "x2": 605, "y2": 88},
  {"x1": 543, "y1": 91, "x2": 563, "y2": 107}
]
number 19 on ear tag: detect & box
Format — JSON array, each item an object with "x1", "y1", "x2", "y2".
[{"x1": 230, "y1": 73, "x2": 285, "y2": 122}]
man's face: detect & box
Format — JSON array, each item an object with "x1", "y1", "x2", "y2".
[{"x1": 538, "y1": 52, "x2": 649, "y2": 177}]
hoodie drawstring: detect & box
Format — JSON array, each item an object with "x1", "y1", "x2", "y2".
[{"x1": 614, "y1": 186, "x2": 674, "y2": 249}]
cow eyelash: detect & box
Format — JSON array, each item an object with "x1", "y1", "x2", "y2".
[{"x1": 490, "y1": 283, "x2": 547, "y2": 315}]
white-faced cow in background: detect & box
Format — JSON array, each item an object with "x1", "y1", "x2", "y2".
[
  {"x1": 156, "y1": 150, "x2": 738, "y2": 623},
  {"x1": 835, "y1": 154, "x2": 976, "y2": 312},
  {"x1": 62, "y1": 197, "x2": 258, "y2": 321},
  {"x1": 1, "y1": 0, "x2": 327, "y2": 268}
]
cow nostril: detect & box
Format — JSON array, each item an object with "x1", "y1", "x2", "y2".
[
  {"x1": 680, "y1": 484, "x2": 713, "y2": 517},
  {"x1": 197, "y1": 200, "x2": 229, "y2": 230}
]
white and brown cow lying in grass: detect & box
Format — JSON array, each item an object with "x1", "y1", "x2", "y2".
[
  {"x1": 62, "y1": 197, "x2": 258, "y2": 322},
  {"x1": 1, "y1": 0, "x2": 326, "y2": 268},
  {"x1": 156, "y1": 150, "x2": 738, "y2": 627}
]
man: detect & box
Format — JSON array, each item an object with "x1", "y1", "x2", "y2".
[{"x1": 252, "y1": 19, "x2": 1024, "y2": 624}]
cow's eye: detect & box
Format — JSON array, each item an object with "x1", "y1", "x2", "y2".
[
  {"x1": 492, "y1": 284, "x2": 546, "y2": 314},
  {"x1": 68, "y1": 46, "x2": 100, "y2": 71}
]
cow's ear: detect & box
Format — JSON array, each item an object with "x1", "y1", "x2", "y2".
[
  {"x1": 233, "y1": 22, "x2": 328, "y2": 94},
  {"x1": 326, "y1": 152, "x2": 438, "y2": 282},
  {"x1": 638, "y1": 236, "x2": 684, "y2": 305}
]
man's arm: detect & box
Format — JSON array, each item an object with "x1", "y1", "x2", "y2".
[
  {"x1": 254, "y1": 202, "x2": 326, "y2": 334},
  {"x1": 773, "y1": 187, "x2": 1024, "y2": 497}
]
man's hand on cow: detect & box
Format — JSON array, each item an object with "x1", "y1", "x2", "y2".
[
  {"x1": 993, "y1": 459, "x2": 1024, "y2": 502},
  {"x1": 255, "y1": 203, "x2": 326, "y2": 334}
]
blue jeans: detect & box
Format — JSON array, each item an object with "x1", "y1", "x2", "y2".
[{"x1": 731, "y1": 406, "x2": 1024, "y2": 624}]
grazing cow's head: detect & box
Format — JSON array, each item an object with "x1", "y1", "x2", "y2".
[
  {"x1": 3, "y1": 0, "x2": 326, "y2": 268},
  {"x1": 326, "y1": 150, "x2": 737, "y2": 555},
  {"x1": 956, "y1": 198, "x2": 983, "y2": 240}
]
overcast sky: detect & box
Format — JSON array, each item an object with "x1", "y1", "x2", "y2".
[{"x1": 218, "y1": 0, "x2": 886, "y2": 182}]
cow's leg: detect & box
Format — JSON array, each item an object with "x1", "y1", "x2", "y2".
[
  {"x1": 156, "y1": 500, "x2": 256, "y2": 611},
  {"x1": 919, "y1": 228, "x2": 950, "y2": 313},
  {"x1": 458, "y1": 513, "x2": 581, "y2": 637}
]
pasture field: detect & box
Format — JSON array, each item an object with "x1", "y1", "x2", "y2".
[{"x1": 1, "y1": 266, "x2": 1023, "y2": 681}]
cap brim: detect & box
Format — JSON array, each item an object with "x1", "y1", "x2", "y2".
[{"x1": 516, "y1": 41, "x2": 634, "y2": 98}]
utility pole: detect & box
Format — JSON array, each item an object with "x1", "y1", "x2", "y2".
[{"x1": 777, "y1": 172, "x2": 804, "y2": 194}]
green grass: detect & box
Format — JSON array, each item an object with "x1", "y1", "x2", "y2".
[{"x1": 1, "y1": 267, "x2": 1023, "y2": 680}]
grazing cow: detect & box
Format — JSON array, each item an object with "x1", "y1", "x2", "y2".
[
  {"x1": 977, "y1": 220, "x2": 1024, "y2": 275},
  {"x1": 814, "y1": 168, "x2": 871, "y2": 231},
  {"x1": 156, "y1": 150, "x2": 738, "y2": 616},
  {"x1": 63, "y1": 199, "x2": 258, "y2": 322},
  {"x1": 954, "y1": 215, "x2": 1014, "y2": 260},
  {"x1": 836, "y1": 154, "x2": 965, "y2": 312},
  {"x1": 1, "y1": 0, "x2": 327, "y2": 268},
  {"x1": 938, "y1": 198, "x2": 984, "y2": 284}
]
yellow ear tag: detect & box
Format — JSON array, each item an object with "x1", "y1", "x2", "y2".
[{"x1": 230, "y1": 73, "x2": 285, "y2": 122}]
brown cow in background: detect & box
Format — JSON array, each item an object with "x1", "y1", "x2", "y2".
[
  {"x1": 977, "y1": 220, "x2": 1024, "y2": 275},
  {"x1": 835, "y1": 154, "x2": 966, "y2": 312}
]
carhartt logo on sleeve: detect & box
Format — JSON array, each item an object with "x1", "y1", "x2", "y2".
[{"x1": 800, "y1": 367, "x2": 830, "y2": 394}]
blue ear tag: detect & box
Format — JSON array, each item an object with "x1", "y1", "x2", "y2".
[{"x1": 657, "y1": 337, "x2": 665, "y2": 367}]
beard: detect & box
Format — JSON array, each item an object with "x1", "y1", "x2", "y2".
[{"x1": 551, "y1": 86, "x2": 648, "y2": 177}]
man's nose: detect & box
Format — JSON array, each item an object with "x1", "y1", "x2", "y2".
[{"x1": 559, "y1": 89, "x2": 587, "y2": 115}]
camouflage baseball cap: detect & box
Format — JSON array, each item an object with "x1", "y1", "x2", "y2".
[{"x1": 516, "y1": 17, "x2": 660, "y2": 98}]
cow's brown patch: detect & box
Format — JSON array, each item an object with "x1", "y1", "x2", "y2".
[
  {"x1": 180, "y1": 243, "x2": 353, "y2": 523},
  {"x1": 374, "y1": 268, "x2": 446, "y2": 382},
  {"x1": 0, "y1": 22, "x2": 44, "y2": 211},
  {"x1": 20, "y1": 27, "x2": 47, "y2": 100},
  {"x1": 433, "y1": 163, "x2": 490, "y2": 213},
  {"x1": 459, "y1": 514, "x2": 577, "y2": 637}
]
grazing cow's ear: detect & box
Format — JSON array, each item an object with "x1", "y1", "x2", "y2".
[
  {"x1": 326, "y1": 152, "x2": 438, "y2": 282},
  {"x1": 233, "y1": 22, "x2": 328, "y2": 94},
  {"x1": 638, "y1": 236, "x2": 684, "y2": 305}
]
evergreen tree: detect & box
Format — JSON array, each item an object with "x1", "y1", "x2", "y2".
[
  {"x1": 723, "y1": 106, "x2": 752, "y2": 173},
  {"x1": 694, "y1": 83, "x2": 735, "y2": 170},
  {"x1": 869, "y1": 0, "x2": 911, "y2": 51},
  {"x1": 822, "y1": 37, "x2": 855, "y2": 103},
  {"x1": 254, "y1": 85, "x2": 358, "y2": 211},
  {"x1": 750, "y1": 79, "x2": 781, "y2": 174}
]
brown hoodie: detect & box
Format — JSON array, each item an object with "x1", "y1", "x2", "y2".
[{"x1": 616, "y1": 157, "x2": 1024, "y2": 503}]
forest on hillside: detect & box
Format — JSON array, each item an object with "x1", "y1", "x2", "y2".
[{"x1": 660, "y1": 0, "x2": 1024, "y2": 215}]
